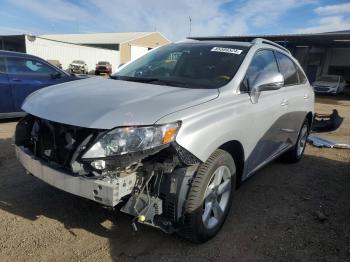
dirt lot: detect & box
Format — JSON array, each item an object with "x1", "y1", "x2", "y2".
[{"x1": 0, "y1": 95, "x2": 349, "y2": 262}]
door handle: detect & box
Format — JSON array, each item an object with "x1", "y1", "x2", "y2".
[
  {"x1": 11, "y1": 78, "x2": 22, "y2": 82},
  {"x1": 304, "y1": 93, "x2": 309, "y2": 99},
  {"x1": 280, "y1": 99, "x2": 289, "y2": 106}
]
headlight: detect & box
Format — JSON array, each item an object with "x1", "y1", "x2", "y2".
[{"x1": 82, "y1": 122, "x2": 180, "y2": 158}]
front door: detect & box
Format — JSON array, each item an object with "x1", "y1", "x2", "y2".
[
  {"x1": 7, "y1": 56, "x2": 68, "y2": 112},
  {"x1": 0, "y1": 56, "x2": 14, "y2": 114},
  {"x1": 242, "y1": 49, "x2": 289, "y2": 175}
]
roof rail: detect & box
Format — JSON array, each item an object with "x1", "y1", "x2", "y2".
[{"x1": 251, "y1": 38, "x2": 291, "y2": 54}]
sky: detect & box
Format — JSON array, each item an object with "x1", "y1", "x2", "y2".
[{"x1": 0, "y1": 0, "x2": 349, "y2": 41}]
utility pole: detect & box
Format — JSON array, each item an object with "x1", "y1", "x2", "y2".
[{"x1": 189, "y1": 16, "x2": 192, "y2": 36}]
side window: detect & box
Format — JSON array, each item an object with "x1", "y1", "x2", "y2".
[
  {"x1": 0, "y1": 57, "x2": 6, "y2": 73},
  {"x1": 275, "y1": 52, "x2": 299, "y2": 86},
  {"x1": 297, "y1": 66, "x2": 307, "y2": 84},
  {"x1": 241, "y1": 49, "x2": 279, "y2": 92},
  {"x1": 7, "y1": 57, "x2": 57, "y2": 75}
]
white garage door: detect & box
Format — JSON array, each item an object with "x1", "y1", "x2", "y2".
[{"x1": 130, "y1": 45, "x2": 149, "y2": 61}]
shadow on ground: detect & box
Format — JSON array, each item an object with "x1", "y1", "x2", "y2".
[{"x1": 0, "y1": 136, "x2": 349, "y2": 261}]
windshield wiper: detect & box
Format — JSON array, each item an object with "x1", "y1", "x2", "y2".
[
  {"x1": 111, "y1": 75, "x2": 188, "y2": 87},
  {"x1": 110, "y1": 75, "x2": 158, "y2": 82},
  {"x1": 145, "y1": 79, "x2": 189, "y2": 87}
]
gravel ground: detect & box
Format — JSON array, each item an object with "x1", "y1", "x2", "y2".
[{"x1": 0, "y1": 95, "x2": 349, "y2": 262}]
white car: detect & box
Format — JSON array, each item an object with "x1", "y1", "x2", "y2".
[
  {"x1": 69, "y1": 60, "x2": 88, "y2": 74},
  {"x1": 15, "y1": 38, "x2": 314, "y2": 242},
  {"x1": 312, "y1": 75, "x2": 346, "y2": 94}
]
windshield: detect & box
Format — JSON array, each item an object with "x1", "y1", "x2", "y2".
[
  {"x1": 72, "y1": 60, "x2": 84, "y2": 64},
  {"x1": 317, "y1": 75, "x2": 339, "y2": 82},
  {"x1": 98, "y1": 61, "x2": 109, "y2": 65},
  {"x1": 113, "y1": 43, "x2": 248, "y2": 89}
]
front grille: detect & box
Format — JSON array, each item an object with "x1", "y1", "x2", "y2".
[
  {"x1": 314, "y1": 86, "x2": 330, "y2": 92},
  {"x1": 16, "y1": 115, "x2": 103, "y2": 171}
]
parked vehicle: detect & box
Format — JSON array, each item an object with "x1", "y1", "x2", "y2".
[
  {"x1": 69, "y1": 60, "x2": 88, "y2": 74},
  {"x1": 47, "y1": 59, "x2": 62, "y2": 69},
  {"x1": 312, "y1": 75, "x2": 346, "y2": 94},
  {"x1": 0, "y1": 51, "x2": 77, "y2": 119},
  {"x1": 15, "y1": 38, "x2": 314, "y2": 243},
  {"x1": 95, "y1": 61, "x2": 112, "y2": 75}
]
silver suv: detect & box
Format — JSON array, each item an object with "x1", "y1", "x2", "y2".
[{"x1": 15, "y1": 38, "x2": 314, "y2": 243}]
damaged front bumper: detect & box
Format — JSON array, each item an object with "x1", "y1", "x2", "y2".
[
  {"x1": 15, "y1": 143, "x2": 199, "y2": 232},
  {"x1": 15, "y1": 145, "x2": 136, "y2": 206},
  {"x1": 14, "y1": 114, "x2": 201, "y2": 231}
]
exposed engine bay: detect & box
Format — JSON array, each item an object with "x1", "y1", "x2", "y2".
[{"x1": 15, "y1": 115, "x2": 201, "y2": 232}]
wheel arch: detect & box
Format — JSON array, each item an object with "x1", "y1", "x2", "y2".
[{"x1": 218, "y1": 140, "x2": 245, "y2": 188}]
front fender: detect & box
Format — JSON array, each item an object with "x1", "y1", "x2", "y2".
[{"x1": 156, "y1": 94, "x2": 250, "y2": 162}]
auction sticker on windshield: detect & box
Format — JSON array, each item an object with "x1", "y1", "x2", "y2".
[{"x1": 211, "y1": 47, "x2": 243, "y2": 54}]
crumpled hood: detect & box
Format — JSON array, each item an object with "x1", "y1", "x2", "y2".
[{"x1": 22, "y1": 77, "x2": 219, "y2": 129}]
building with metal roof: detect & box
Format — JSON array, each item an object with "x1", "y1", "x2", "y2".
[
  {"x1": 41, "y1": 32, "x2": 170, "y2": 64},
  {"x1": 0, "y1": 31, "x2": 170, "y2": 71}
]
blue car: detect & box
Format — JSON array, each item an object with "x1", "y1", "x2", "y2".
[{"x1": 0, "y1": 51, "x2": 77, "y2": 119}]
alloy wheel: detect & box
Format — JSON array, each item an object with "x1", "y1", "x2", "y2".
[{"x1": 202, "y1": 165, "x2": 232, "y2": 229}]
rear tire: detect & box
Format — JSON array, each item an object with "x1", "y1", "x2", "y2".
[
  {"x1": 179, "y1": 149, "x2": 236, "y2": 243},
  {"x1": 281, "y1": 118, "x2": 310, "y2": 163}
]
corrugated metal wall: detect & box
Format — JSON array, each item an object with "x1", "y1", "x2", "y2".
[{"x1": 25, "y1": 36, "x2": 120, "y2": 73}]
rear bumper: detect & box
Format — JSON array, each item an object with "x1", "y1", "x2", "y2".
[{"x1": 15, "y1": 145, "x2": 125, "y2": 207}]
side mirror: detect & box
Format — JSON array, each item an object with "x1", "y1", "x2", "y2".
[{"x1": 250, "y1": 72, "x2": 284, "y2": 103}]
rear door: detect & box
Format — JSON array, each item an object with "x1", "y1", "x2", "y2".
[
  {"x1": 275, "y1": 51, "x2": 309, "y2": 145},
  {"x1": 7, "y1": 56, "x2": 68, "y2": 112},
  {"x1": 0, "y1": 56, "x2": 14, "y2": 113}
]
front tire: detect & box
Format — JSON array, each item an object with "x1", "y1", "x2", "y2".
[
  {"x1": 281, "y1": 118, "x2": 310, "y2": 163},
  {"x1": 179, "y1": 149, "x2": 236, "y2": 243}
]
